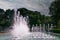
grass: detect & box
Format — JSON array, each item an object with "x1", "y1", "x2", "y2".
[{"x1": 50, "y1": 27, "x2": 60, "y2": 33}]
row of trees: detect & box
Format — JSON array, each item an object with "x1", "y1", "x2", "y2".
[
  {"x1": 17, "y1": 8, "x2": 52, "y2": 31},
  {"x1": 0, "y1": 8, "x2": 51, "y2": 31}
]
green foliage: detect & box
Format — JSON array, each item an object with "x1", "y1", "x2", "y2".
[
  {"x1": 49, "y1": 0, "x2": 60, "y2": 33},
  {"x1": 0, "y1": 8, "x2": 51, "y2": 31},
  {"x1": 17, "y1": 8, "x2": 52, "y2": 31},
  {"x1": 49, "y1": 0, "x2": 60, "y2": 26},
  {"x1": 17, "y1": 8, "x2": 51, "y2": 25},
  {"x1": 0, "y1": 9, "x2": 14, "y2": 30},
  {"x1": 17, "y1": 8, "x2": 41, "y2": 26}
]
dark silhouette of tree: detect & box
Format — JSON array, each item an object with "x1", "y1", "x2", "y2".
[
  {"x1": 49, "y1": 0, "x2": 60, "y2": 26},
  {"x1": 4, "y1": 9, "x2": 14, "y2": 29},
  {"x1": 0, "y1": 9, "x2": 14, "y2": 31}
]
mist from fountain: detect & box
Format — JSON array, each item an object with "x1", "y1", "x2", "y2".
[{"x1": 11, "y1": 10, "x2": 30, "y2": 38}]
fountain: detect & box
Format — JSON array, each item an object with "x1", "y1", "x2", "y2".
[
  {"x1": 9, "y1": 10, "x2": 56, "y2": 40},
  {"x1": 11, "y1": 10, "x2": 30, "y2": 39}
]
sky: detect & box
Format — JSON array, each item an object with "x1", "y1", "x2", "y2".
[{"x1": 0, "y1": 0, "x2": 54, "y2": 16}]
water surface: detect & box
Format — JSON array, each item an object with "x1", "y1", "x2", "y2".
[{"x1": 0, "y1": 32, "x2": 60, "y2": 40}]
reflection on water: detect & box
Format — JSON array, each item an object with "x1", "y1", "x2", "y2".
[{"x1": 0, "y1": 32, "x2": 60, "y2": 40}]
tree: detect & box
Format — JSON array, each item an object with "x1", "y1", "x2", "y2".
[
  {"x1": 4, "y1": 9, "x2": 14, "y2": 29},
  {"x1": 0, "y1": 9, "x2": 14, "y2": 31},
  {"x1": 49, "y1": 0, "x2": 60, "y2": 26}
]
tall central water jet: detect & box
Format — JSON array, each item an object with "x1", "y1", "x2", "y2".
[{"x1": 11, "y1": 10, "x2": 30, "y2": 38}]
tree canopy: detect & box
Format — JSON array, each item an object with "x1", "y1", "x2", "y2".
[
  {"x1": 0, "y1": 9, "x2": 14, "y2": 31},
  {"x1": 49, "y1": 0, "x2": 60, "y2": 26},
  {"x1": 0, "y1": 8, "x2": 51, "y2": 31}
]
